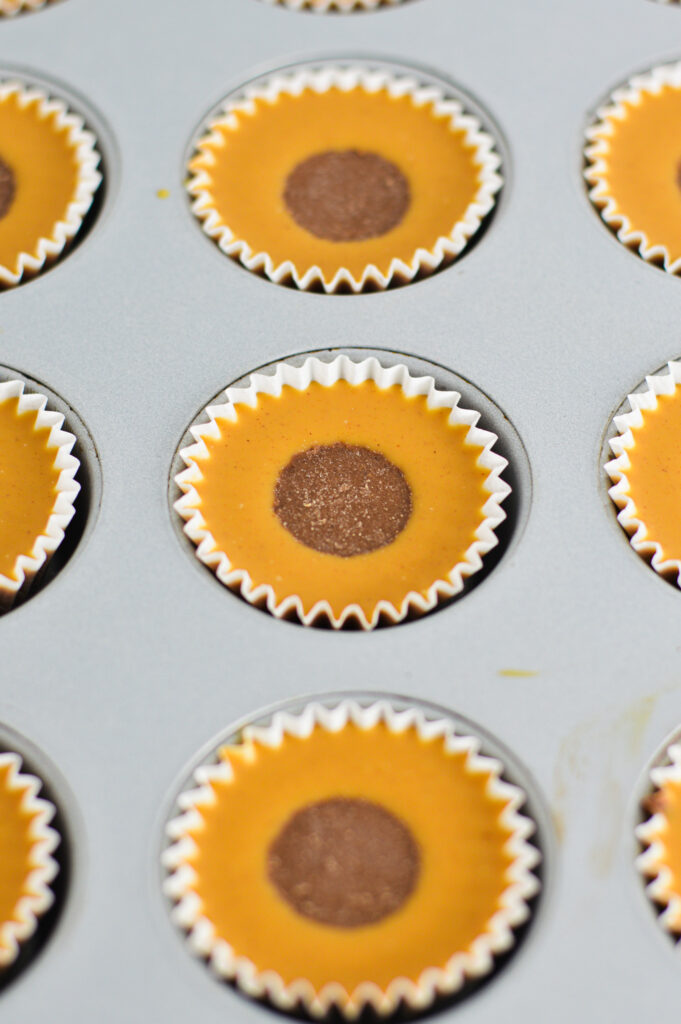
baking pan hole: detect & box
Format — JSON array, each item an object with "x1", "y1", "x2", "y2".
[
  {"x1": 0, "y1": 364, "x2": 102, "y2": 617},
  {"x1": 600, "y1": 356, "x2": 681, "y2": 592},
  {"x1": 0, "y1": 724, "x2": 74, "y2": 993},
  {"x1": 160, "y1": 692, "x2": 547, "y2": 1021},
  {"x1": 0, "y1": 65, "x2": 115, "y2": 292},
  {"x1": 168, "y1": 347, "x2": 530, "y2": 631},
  {"x1": 182, "y1": 57, "x2": 506, "y2": 295}
]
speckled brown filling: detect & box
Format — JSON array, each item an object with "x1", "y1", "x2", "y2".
[
  {"x1": 283, "y1": 150, "x2": 410, "y2": 242},
  {"x1": 267, "y1": 797, "x2": 420, "y2": 927},
  {"x1": 273, "y1": 442, "x2": 412, "y2": 557},
  {"x1": 0, "y1": 157, "x2": 16, "y2": 221}
]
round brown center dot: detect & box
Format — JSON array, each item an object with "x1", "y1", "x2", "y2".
[
  {"x1": 273, "y1": 442, "x2": 412, "y2": 557},
  {"x1": 283, "y1": 150, "x2": 411, "y2": 242},
  {"x1": 0, "y1": 158, "x2": 16, "y2": 221},
  {"x1": 267, "y1": 797, "x2": 420, "y2": 928}
]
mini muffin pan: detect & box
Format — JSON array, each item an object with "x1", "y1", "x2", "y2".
[{"x1": 3, "y1": 0, "x2": 681, "y2": 1019}]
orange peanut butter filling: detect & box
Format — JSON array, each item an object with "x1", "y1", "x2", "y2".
[
  {"x1": 622, "y1": 388, "x2": 681, "y2": 562},
  {"x1": 185, "y1": 723, "x2": 516, "y2": 991},
  {"x1": 191, "y1": 380, "x2": 489, "y2": 619},
  {"x1": 0, "y1": 395, "x2": 60, "y2": 580}
]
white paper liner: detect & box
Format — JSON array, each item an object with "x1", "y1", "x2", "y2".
[
  {"x1": 0, "y1": 380, "x2": 80, "y2": 611},
  {"x1": 163, "y1": 698, "x2": 540, "y2": 1019},
  {"x1": 0, "y1": 751, "x2": 59, "y2": 967},
  {"x1": 174, "y1": 355, "x2": 511, "y2": 629},
  {"x1": 636, "y1": 742, "x2": 681, "y2": 935},
  {"x1": 187, "y1": 66, "x2": 502, "y2": 293},
  {"x1": 605, "y1": 360, "x2": 681, "y2": 585},
  {"x1": 584, "y1": 61, "x2": 681, "y2": 275},
  {"x1": 0, "y1": 80, "x2": 102, "y2": 287},
  {"x1": 260, "y1": 0, "x2": 407, "y2": 10}
]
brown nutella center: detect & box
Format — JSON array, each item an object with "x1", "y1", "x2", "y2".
[
  {"x1": 267, "y1": 797, "x2": 420, "y2": 928},
  {"x1": 283, "y1": 150, "x2": 411, "y2": 242},
  {"x1": 0, "y1": 157, "x2": 16, "y2": 221},
  {"x1": 273, "y1": 442, "x2": 412, "y2": 557}
]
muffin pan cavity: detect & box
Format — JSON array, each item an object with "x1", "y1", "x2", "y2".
[
  {"x1": 0, "y1": 723, "x2": 72, "y2": 995},
  {"x1": 0, "y1": 365, "x2": 101, "y2": 615},
  {"x1": 161, "y1": 693, "x2": 546, "y2": 1020},
  {"x1": 168, "y1": 348, "x2": 530, "y2": 630},
  {"x1": 184, "y1": 58, "x2": 505, "y2": 294}
]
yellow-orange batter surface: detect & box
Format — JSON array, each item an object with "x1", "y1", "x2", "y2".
[
  {"x1": 0, "y1": 88, "x2": 81, "y2": 275},
  {"x1": 0, "y1": 395, "x2": 60, "y2": 580},
  {"x1": 589, "y1": 84, "x2": 681, "y2": 265},
  {"x1": 185, "y1": 722, "x2": 517, "y2": 993},
  {"x1": 187, "y1": 380, "x2": 491, "y2": 620},
  {"x1": 622, "y1": 388, "x2": 681, "y2": 561},
  {"x1": 189, "y1": 85, "x2": 485, "y2": 280}
]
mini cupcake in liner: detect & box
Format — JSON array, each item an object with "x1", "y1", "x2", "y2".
[
  {"x1": 605, "y1": 360, "x2": 681, "y2": 585},
  {"x1": 174, "y1": 355, "x2": 510, "y2": 628},
  {"x1": 585, "y1": 61, "x2": 681, "y2": 274},
  {"x1": 0, "y1": 79, "x2": 102, "y2": 288},
  {"x1": 0, "y1": 751, "x2": 59, "y2": 967},
  {"x1": 259, "y1": 0, "x2": 407, "y2": 11},
  {"x1": 0, "y1": 380, "x2": 80, "y2": 610},
  {"x1": 187, "y1": 66, "x2": 502, "y2": 292},
  {"x1": 163, "y1": 698, "x2": 540, "y2": 1018},
  {"x1": 637, "y1": 742, "x2": 681, "y2": 936}
]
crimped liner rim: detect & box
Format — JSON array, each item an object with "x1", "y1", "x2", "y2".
[
  {"x1": 584, "y1": 61, "x2": 681, "y2": 275},
  {"x1": 0, "y1": 79, "x2": 102, "y2": 287},
  {"x1": 0, "y1": 751, "x2": 59, "y2": 967},
  {"x1": 0, "y1": 380, "x2": 80, "y2": 609},
  {"x1": 162, "y1": 698, "x2": 540, "y2": 1018},
  {"x1": 637, "y1": 742, "x2": 681, "y2": 935},
  {"x1": 605, "y1": 360, "x2": 681, "y2": 583},
  {"x1": 174, "y1": 355, "x2": 511, "y2": 629},
  {"x1": 187, "y1": 66, "x2": 503, "y2": 293},
  {"x1": 259, "y1": 0, "x2": 406, "y2": 10}
]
